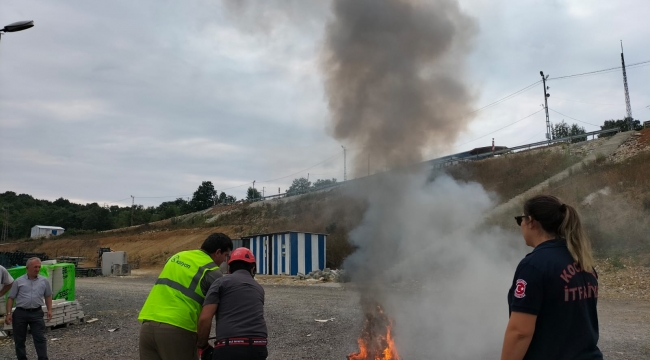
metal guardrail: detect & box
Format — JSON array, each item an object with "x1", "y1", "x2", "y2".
[
  {"x1": 429, "y1": 128, "x2": 621, "y2": 167},
  {"x1": 504, "y1": 128, "x2": 619, "y2": 153},
  {"x1": 212, "y1": 182, "x2": 343, "y2": 205}
]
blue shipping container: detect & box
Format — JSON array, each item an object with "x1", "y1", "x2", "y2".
[{"x1": 242, "y1": 231, "x2": 327, "y2": 276}]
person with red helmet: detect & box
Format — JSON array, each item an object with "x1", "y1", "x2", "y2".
[{"x1": 197, "y1": 247, "x2": 268, "y2": 360}]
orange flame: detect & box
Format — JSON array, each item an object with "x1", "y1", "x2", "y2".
[{"x1": 347, "y1": 305, "x2": 401, "y2": 360}]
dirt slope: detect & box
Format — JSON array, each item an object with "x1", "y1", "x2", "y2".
[{"x1": 0, "y1": 227, "x2": 239, "y2": 268}]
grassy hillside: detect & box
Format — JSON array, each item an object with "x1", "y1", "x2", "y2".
[
  {"x1": 484, "y1": 129, "x2": 650, "y2": 260},
  {"x1": 447, "y1": 145, "x2": 582, "y2": 203}
]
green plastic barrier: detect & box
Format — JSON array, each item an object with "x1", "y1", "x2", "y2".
[{"x1": 7, "y1": 263, "x2": 75, "y2": 301}]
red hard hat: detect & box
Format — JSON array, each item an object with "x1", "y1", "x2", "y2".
[{"x1": 228, "y1": 247, "x2": 256, "y2": 264}]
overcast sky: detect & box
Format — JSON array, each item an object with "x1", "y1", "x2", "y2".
[{"x1": 1, "y1": 0, "x2": 649, "y2": 207}]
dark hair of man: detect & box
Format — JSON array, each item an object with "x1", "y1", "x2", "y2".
[
  {"x1": 201, "y1": 233, "x2": 233, "y2": 254},
  {"x1": 229, "y1": 260, "x2": 254, "y2": 274}
]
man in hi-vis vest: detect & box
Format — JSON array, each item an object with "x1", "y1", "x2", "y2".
[{"x1": 138, "y1": 233, "x2": 233, "y2": 360}]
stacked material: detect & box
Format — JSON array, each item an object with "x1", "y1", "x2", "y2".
[
  {"x1": 3, "y1": 300, "x2": 85, "y2": 331},
  {"x1": 47, "y1": 300, "x2": 85, "y2": 327}
]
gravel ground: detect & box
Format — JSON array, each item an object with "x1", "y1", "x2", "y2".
[{"x1": 0, "y1": 274, "x2": 647, "y2": 359}]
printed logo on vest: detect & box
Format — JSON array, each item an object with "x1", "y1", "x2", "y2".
[
  {"x1": 514, "y1": 279, "x2": 527, "y2": 298},
  {"x1": 169, "y1": 255, "x2": 191, "y2": 269}
]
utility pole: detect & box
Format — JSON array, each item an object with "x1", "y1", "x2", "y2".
[
  {"x1": 540, "y1": 71, "x2": 551, "y2": 143},
  {"x1": 262, "y1": 187, "x2": 265, "y2": 198},
  {"x1": 341, "y1": 145, "x2": 347, "y2": 181},
  {"x1": 620, "y1": 40, "x2": 633, "y2": 130},
  {"x1": 130, "y1": 195, "x2": 135, "y2": 227}
]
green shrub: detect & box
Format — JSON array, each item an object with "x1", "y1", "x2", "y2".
[{"x1": 609, "y1": 255, "x2": 625, "y2": 270}]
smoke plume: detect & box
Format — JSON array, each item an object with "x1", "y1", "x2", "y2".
[
  {"x1": 343, "y1": 173, "x2": 524, "y2": 358},
  {"x1": 322, "y1": 0, "x2": 477, "y2": 174}
]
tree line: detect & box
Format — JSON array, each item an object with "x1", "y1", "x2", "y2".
[
  {"x1": 0, "y1": 181, "x2": 237, "y2": 240},
  {"x1": 551, "y1": 117, "x2": 643, "y2": 143}
]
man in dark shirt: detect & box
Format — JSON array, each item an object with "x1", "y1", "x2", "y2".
[{"x1": 197, "y1": 247, "x2": 268, "y2": 360}]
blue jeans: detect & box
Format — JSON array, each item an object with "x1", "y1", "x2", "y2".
[{"x1": 13, "y1": 308, "x2": 48, "y2": 360}]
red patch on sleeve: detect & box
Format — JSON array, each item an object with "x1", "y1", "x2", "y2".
[{"x1": 514, "y1": 279, "x2": 527, "y2": 298}]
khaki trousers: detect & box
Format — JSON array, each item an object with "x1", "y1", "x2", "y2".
[{"x1": 139, "y1": 321, "x2": 198, "y2": 360}]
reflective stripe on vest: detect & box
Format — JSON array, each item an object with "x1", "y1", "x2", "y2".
[
  {"x1": 155, "y1": 278, "x2": 204, "y2": 304},
  {"x1": 155, "y1": 261, "x2": 217, "y2": 304},
  {"x1": 138, "y1": 250, "x2": 218, "y2": 332}
]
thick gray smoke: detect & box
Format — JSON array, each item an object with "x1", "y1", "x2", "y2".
[
  {"x1": 343, "y1": 172, "x2": 524, "y2": 358},
  {"x1": 322, "y1": 0, "x2": 477, "y2": 175},
  {"x1": 324, "y1": 5, "x2": 519, "y2": 357}
]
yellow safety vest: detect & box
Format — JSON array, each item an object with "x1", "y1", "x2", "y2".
[{"x1": 138, "y1": 250, "x2": 218, "y2": 332}]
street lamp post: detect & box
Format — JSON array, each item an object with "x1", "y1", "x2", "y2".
[{"x1": 0, "y1": 20, "x2": 34, "y2": 43}]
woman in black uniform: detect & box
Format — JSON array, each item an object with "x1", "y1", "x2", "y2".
[{"x1": 500, "y1": 195, "x2": 603, "y2": 360}]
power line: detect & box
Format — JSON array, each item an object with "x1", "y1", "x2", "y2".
[
  {"x1": 106, "y1": 197, "x2": 132, "y2": 205},
  {"x1": 453, "y1": 108, "x2": 545, "y2": 149},
  {"x1": 461, "y1": 59, "x2": 650, "y2": 114},
  {"x1": 548, "y1": 60, "x2": 650, "y2": 81},
  {"x1": 548, "y1": 108, "x2": 600, "y2": 127},
  {"x1": 467, "y1": 80, "x2": 542, "y2": 115},
  {"x1": 258, "y1": 152, "x2": 341, "y2": 183},
  {"x1": 308, "y1": 172, "x2": 340, "y2": 176},
  {"x1": 136, "y1": 194, "x2": 192, "y2": 199},
  {"x1": 521, "y1": 132, "x2": 545, "y2": 144},
  {"x1": 551, "y1": 96, "x2": 622, "y2": 106}
]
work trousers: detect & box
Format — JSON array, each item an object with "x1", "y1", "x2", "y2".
[
  {"x1": 213, "y1": 346, "x2": 268, "y2": 360},
  {"x1": 13, "y1": 308, "x2": 48, "y2": 360},
  {"x1": 139, "y1": 321, "x2": 198, "y2": 360}
]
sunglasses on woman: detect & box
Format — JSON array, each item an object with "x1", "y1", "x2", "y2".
[{"x1": 514, "y1": 215, "x2": 528, "y2": 226}]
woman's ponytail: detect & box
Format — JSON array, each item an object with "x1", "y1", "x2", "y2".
[{"x1": 559, "y1": 204, "x2": 595, "y2": 273}]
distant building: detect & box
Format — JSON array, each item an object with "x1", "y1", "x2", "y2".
[
  {"x1": 30, "y1": 225, "x2": 65, "y2": 239},
  {"x1": 644, "y1": 120, "x2": 650, "y2": 129},
  {"x1": 241, "y1": 231, "x2": 327, "y2": 276}
]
